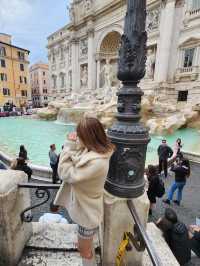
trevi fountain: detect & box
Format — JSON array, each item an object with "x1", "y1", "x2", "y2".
[{"x1": 1, "y1": 0, "x2": 200, "y2": 167}]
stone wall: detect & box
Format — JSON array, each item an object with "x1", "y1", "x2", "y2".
[{"x1": 0, "y1": 170, "x2": 32, "y2": 266}]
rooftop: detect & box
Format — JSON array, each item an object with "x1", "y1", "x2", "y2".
[{"x1": 0, "y1": 41, "x2": 30, "y2": 54}]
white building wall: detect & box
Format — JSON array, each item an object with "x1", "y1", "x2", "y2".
[{"x1": 47, "y1": 0, "x2": 200, "y2": 106}]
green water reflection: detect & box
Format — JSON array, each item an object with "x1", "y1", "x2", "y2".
[{"x1": 0, "y1": 117, "x2": 199, "y2": 166}]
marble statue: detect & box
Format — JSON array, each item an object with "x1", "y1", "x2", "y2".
[
  {"x1": 145, "y1": 49, "x2": 156, "y2": 79},
  {"x1": 81, "y1": 65, "x2": 88, "y2": 88},
  {"x1": 80, "y1": 39, "x2": 88, "y2": 56},
  {"x1": 68, "y1": 46, "x2": 72, "y2": 66},
  {"x1": 146, "y1": 7, "x2": 160, "y2": 33},
  {"x1": 101, "y1": 59, "x2": 113, "y2": 88},
  {"x1": 68, "y1": 4, "x2": 75, "y2": 22},
  {"x1": 84, "y1": 0, "x2": 93, "y2": 12}
]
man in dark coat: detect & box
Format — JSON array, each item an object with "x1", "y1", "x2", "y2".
[{"x1": 157, "y1": 139, "x2": 173, "y2": 178}]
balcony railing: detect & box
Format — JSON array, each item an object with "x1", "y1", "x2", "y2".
[
  {"x1": 175, "y1": 66, "x2": 199, "y2": 81},
  {"x1": 180, "y1": 66, "x2": 193, "y2": 73},
  {"x1": 189, "y1": 7, "x2": 200, "y2": 16}
]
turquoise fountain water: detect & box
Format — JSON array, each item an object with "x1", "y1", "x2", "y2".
[{"x1": 0, "y1": 117, "x2": 200, "y2": 166}]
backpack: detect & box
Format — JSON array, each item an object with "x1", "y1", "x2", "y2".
[{"x1": 156, "y1": 178, "x2": 165, "y2": 198}]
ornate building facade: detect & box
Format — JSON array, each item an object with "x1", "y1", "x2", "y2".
[{"x1": 47, "y1": 0, "x2": 200, "y2": 106}]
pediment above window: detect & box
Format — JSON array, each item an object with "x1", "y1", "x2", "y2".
[{"x1": 179, "y1": 37, "x2": 200, "y2": 48}]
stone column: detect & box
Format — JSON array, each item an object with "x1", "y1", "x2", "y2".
[
  {"x1": 65, "y1": 46, "x2": 69, "y2": 93},
  {"x1": 194, "y1": 46, "x2": 200, "y2": 66},
  {"x1": 154, "y1": 0, "x2": 176, "y2": 82},
  {"x1": 0, "y1": 170, "x2": 32, "y2": 266},
  {"x1": 71, "y1": 36, "x2": 79, "y2": 92},
  {"x1": 103, "y1": 191, "x2": 149, "y2": 266},
  {"x1": 87, "y1": 28, "x2": 94, "y2": 90},
  {"x1": 96, "y1": 58, "x2": 101, "y2": 89}
]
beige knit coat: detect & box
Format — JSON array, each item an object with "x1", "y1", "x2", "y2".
[{"x1": 54, "y1": 140, "x2": 112, "y2": 229}]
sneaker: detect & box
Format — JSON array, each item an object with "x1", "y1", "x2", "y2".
[
  {"x1": 163, "y1": 199, "x2": 171, "y2": 205},
  {"x1": 173, "y1": 200, "x2": 180, "y2": 206}
]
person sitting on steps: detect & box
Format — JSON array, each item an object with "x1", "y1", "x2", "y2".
[
  {"x1": 157, "y1": 208, "x2": 191, "y2": 266},
  {"x1": 11, "y1": 157, "x2": 32, "y2": 181}
]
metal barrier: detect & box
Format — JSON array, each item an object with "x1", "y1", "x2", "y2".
[
  {"x1": 18, "y1": 183, "x2": 162, "y2": 265},
  {"x1": 18, "y1": 183, "x2": 60, "y2": 222},
  {"x1": 127, "y1": 200, "x2": 162, "y2": 266}
]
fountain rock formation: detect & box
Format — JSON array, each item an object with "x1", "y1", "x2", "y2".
[{"x1": 37, "y1": 88, "x2": 200, "y2": 134}]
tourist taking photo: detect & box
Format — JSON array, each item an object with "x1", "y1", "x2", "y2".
[{"x1": 54, "y1": 117, "x2": 114, "y2": 265}]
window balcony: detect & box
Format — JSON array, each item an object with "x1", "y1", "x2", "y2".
[
  {"x1": 189, "y1": 7, "x2": 200, "y2": 16},
  {"x1": 185, "y1": 7, "x2": 200, "y2": 23},
  {"x1": 175, "y1": 66, "x2": 199, "y2": 82}
]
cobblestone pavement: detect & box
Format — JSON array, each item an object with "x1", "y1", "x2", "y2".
[
  {"x1": 149, "y1": 162, "x2": 200, "y2": 225},
  {"x1": 29, "y1": 179, "x2": 71, "y2": 223},
  {"x1": 149, "y1": 162, "x2": 200, "y2": 265}
]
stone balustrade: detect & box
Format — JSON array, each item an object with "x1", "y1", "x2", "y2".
[
  {"x1": 175, "y1": 66, "x2": 199, "y2": 81},
  {"x1": 180, "y1": 66, "x2": 194, "y2": 73},
  {"x1": 189, "y1": 7, "x2": 200, "y2": 16}
]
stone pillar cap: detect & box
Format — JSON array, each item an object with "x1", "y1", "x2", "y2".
[{"x1": 0, "y1": 170, "x2": 27, "y2": 194}]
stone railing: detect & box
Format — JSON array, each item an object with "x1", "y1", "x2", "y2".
[
  {"x1": 183, "y1": 150, "x2": 200, "y2": 164},
  {"x1": 0, "y1": 150, "x2": 52, "y2": 179},
  {"x1": 175, "y1": 66, "x2": 199, "y2": 81},
  {"x1": 180, "y1": 66, "x2": 193, "y2": 73},
  {"x1": 189, "y1": 7, "x2": 200, "y2": 16}
]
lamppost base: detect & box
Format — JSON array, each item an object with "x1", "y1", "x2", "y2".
[{"x1": 104, "y1": 178, "x2": 145, "y2": 199}]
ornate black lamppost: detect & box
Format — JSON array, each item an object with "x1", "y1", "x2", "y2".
[{"x1": 105, "y1": 0, "x2": 150, "y2": 198}]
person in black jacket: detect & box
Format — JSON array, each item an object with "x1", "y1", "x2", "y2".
[
  {"x1": 146, "y1": 165, "x2": 160, "y2": 215},
  {"x1": 19, "y1": 145, "x2": 28, "y2": 161},
  {"x1": 163, "y1": 158, "x2": 190, "y2": 206},
  {"x1": 189, "y1": 225, "x2": 200, "y2": 257},
  {"x1": 157, "y1": 139, "x2": 173, "y2": 178},
  {"x1": 157, "y1": 208, "x2": 191, "y2": 265},
  {"x1": 11, "y1": 157, "x2": 32, "y2": 181}
]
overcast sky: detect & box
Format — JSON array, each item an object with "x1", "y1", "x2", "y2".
[{"x1": 0, "y1": 0, "x2": 70, "y2": 64}]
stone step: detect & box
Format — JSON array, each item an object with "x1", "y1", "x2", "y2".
[
  {"x1": 18, "y1": 222, "x2": 101, "y2": 266},
  {"x1": 26, "y1": 222, "x2": 100, "y2": 250},
  {"x1": 18, "y1": 250, "x2": 84, "y2": 266}
]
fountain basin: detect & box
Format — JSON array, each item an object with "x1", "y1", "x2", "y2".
[{"x1": 0, "y1": 117, "x2": 200, "y2": 167}]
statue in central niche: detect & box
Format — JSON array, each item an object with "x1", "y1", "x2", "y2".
[{"x1": 101, "y1": 59, "x2": 113, "y2": 89}]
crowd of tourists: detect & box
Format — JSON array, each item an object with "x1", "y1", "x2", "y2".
[
  {"x1": 3, "y1": 117, "x2": 199, "y2": 265},
  {"x1": 146, "y1": 138, "x2": 200, "y2": 264}
]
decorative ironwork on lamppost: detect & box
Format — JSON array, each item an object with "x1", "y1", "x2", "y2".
[{"x1": 105, "y1": 0, "x2": 150, "y2": 198}]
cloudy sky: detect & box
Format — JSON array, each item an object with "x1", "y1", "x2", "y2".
[{"x1": 0, "y1": 0, "x2": 70, "y2": 64}]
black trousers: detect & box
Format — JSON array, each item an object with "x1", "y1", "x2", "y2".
[
  {"x1": 159, "y1": 159, "x2": 168, "y2": 178},
  {"x1": 50, "y1": 164, "x2": 58, "y2": 184}
]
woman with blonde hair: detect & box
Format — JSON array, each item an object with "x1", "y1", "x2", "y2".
[{"x1": 54, "y1": 117, "x2": 114, "y2": 265}]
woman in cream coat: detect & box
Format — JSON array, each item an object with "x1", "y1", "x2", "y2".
[{"x1": 54, "y1": 117, "x2": 114, "y2": 265}]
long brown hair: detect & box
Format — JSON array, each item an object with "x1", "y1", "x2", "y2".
[{"x1": 77, "y1": 117, "x2": 114, "y2": 154}]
